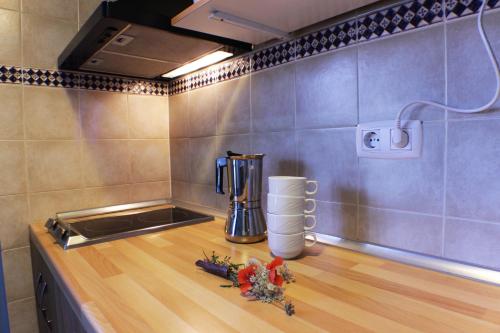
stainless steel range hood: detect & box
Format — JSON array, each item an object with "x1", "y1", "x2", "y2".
[{"x1": 58, "y1": 0, "x2": 252, "y2": 80}]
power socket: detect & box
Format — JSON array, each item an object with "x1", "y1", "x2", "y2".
[{"x1": 356, "y1": 120, "x2": 422, "y2": 159}]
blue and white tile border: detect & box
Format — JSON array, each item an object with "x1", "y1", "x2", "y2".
[
  {"x1": 1, "y1": 0, "x2": 498, "y2": 96},
  {"x1": 0, "y1": 66, "x2": 169, "y2": 96},
  {"x1": 168, "y1": 0, "x2": 500, "y2": 96}
]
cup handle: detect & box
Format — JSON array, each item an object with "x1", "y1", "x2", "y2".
[
  {"x1": 305, "y1": 180, "x2": 318, "y2": 195},
  {"x1": 304, "y1": 215, "x2": 316, "y2": 230},
  {"x1": 304, "y1": 198, "x2": 316, "y2": 214},
  {"x1": 305, "y1": 231, "x2": 317, "y2": 247}
]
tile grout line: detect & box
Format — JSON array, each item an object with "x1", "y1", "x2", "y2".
[
  {"x1": 18, "y1": 4, "x2": 33, "y2": 226},
  {"x1": 441, "y1": 0, "x2": 449, "y2": 257},
  {"x1": 125, "y1": 92, "x2": 133, "y2": 202},
  {"x1": 292, "y1": 39, "x2": 299, "y2": 177},
  {"x1": 77, "y1": 83, "x2": 85, "y2": 202},
  {"x1": 354, "y1": 17, "x2": 361, "y2": 241}
]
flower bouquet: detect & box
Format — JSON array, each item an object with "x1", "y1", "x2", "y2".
[{"x1": 195, "y1": 251, "x2": 295, "y2": 315}]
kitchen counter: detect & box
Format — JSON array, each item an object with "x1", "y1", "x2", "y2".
[{"x1": 30, "y1": 218, "x2": 500, "y2": 333}]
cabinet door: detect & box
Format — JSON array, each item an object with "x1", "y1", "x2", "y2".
[
  {"x1": 30, "y1": 241, "x2": 86, "y2": 333},
  {"x1": 54, "y1": 282, "x2": 84, "y2": 333},
  {"x1": 30, "y1": 243, "x2": 53, "y2": 333}
]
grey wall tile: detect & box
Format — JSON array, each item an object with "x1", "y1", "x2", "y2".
[
  {"x1": 7, "y1": 297, "x2": 38, "y2": 333},
  {"x1": 190, "y1": 183, "x2": 217, "y2": 209},
  {"x1": 315, "y1": 201, "x2": 357, "y2": 240},
  {"x1": 297, "y1": 128, "x2": 358, "y2": 204},
  {"x1": 82, "y1": 140, "x2": 130, "y2": 187},
  {"x1": 22, "y1": 13, "x2": 76, "y2": 69},
  {"x1": 188, "y1": 85, "x2": 217, "y2": 137},
  {"x1": 2, "y1": 247, "x2": 33, "y2": 302},
  {"x1": 80, "y1": 90, "x2": 128, "y2": 139},
  {"x1": 29, "y1": 189, "x2": 84, "y2": 223},
  {"x1": 252, "y1": 131, "x2": 297, "y2": 193},
  {"x1": 216, "y1": 77, "x2": 251, "y2": 135},
  {"x1": 22, "y1": 0, "x2": 77, "y2": 21},
  {"x1": 0, "y1": 9, "x2": 20, "y2": 66},
  {"x1": 169, "y1": 93, "x2": 189, "y2": 138},
  {"x1": 84, "y1": 185, "x2": 130, "y2": 208},
  {"x1": 0, "y1": 85, "x2": 23, "y2": 139},
  {"x1": 130, "y1": 140, "x2": 170, "y2": 183},
  {"x1": 447, "y1": 11, "x2": 500, "y2": 120},
  {"x1": 359, "y1": 122, "x2": 445, "y2": 214},
  {"x1": 446, "y1": 119, "x2": 500, "y2": 222},
  {"x1": 0, "y1": 195, "x2": 29, "y2": 250},
  {"x1": 128, "y1": 95, "x2": 169, "y2": 139},
  {"x1": 0, "y1": 142, "x2": 26, "y2": 196},
  {"x1": 26, "y1": 141, "x2": 82, "y2": 192},
  {"x1": 216, "y1": 134, "x2": 251, "y2": 157},
  {"x1": 0, "y1": 0, "x2": 18, "y2": 11},
  {"x1": 171, "y1": 181, "x2": 190, "y2": 203},
  {"x1": 129, "y1": 181, "x2": 170, "y2": 202},
  {"x1": 24, "y1": 86, "x2": 80, "y2": 140},
  {"x1": 251, "y1": 64, "x2": 295, "y2": 132},
  {"x1": 444, "y1": 218, "x2": 500, "y2": 270},
  {"x1": 295, "y1": 48, "x2": 358, "y2": 129},
  {"x1": 358, "y1": 206, "x2": 443, "y2": 256},
  {"x1": 170, "y1": 139, "x2": 190, "y2": 182},
  {"x1": 189, "y1": 136, "x2": 217, "y2": 185},
  {"x1": 358, "y1": 26, "x2": 445, "y2": 122}
]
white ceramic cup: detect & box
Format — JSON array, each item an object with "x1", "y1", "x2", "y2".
[
  {"x1": 267, "y1": 213, "x2": 316, "y2": 234},
  {"x1": 267, "y1": 193, "x2": 316, "y2": 215},
  {"x1": 267, "y1": 230, "x2": 317, "y2": 259},
  {"x1": 268, "y1": 176, "x2": 318, "y2": 196}
]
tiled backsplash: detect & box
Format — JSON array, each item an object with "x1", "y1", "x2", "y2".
[
  {"x1": 1, "y1": 0, "x2": 499, "y2": 331},
  {"x1": 0, "y1": 65, "x2": 169, "y2": 95},
  {"x1": 170, "y1": 0, "x2": 500, "y2": 273},
  {"x1": 168, "y1": 0, "x2": 500, "y2": 95},
  {"x1": 0, "y1": 1, "x2": 171, "y2": 331}
]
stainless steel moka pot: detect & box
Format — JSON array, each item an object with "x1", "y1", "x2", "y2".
[{"x1": 216, "y1": 151, "x2": 266, "y2": 243}]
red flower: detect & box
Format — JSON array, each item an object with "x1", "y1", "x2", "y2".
[
  {"x1": 267, "y1": 257, "x2": 284, "y2": 287},
  {"x1": 238, "y1": 264, "x2": 257, "y2": 293}
]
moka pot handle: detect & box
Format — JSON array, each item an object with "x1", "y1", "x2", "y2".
[{"x1": 216, "y1": 157, "x2": 228, "y2": 194}]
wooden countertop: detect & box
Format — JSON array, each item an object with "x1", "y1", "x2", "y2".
[{"x1": 30, "y1": 218, "x2": 500, "y2": 333}]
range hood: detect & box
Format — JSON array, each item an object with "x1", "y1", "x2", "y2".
[{"x1": 58, "y1": 0, "x2": 252, "y2": 80}]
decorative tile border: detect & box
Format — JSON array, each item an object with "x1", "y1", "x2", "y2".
[
  {"x1": 168, "y1": 55, "x2": 251, "y2": 95},
  {"x1": 357, "y1": 0, "x2": 443, "y2": 42},
  {"x1": 168, "y1": 76, "x2": 191, "y2": 96},
  {"x1": 2, "y1": 0, "x2": 498, "y2": 96},
  {"x1": 446, "y1": 0, "x2": 500, "y2": 19},
  {"x1": 0, "y1": 66, "x2": 22, "y2": 84},
  {"x1": 0, "y1": 66, "x2": 168, "y2": 96},
  {"x1": 169, "y1": 0, "x2": 450, "y2": 95},
  {"x1": 166, "y1": 0, "x2": 500, "y2": 95},
  {"x1": 80, "y1": 73, "x2": 129, "y2": 93},
  {"x1": 296, "y1": 20, "x2": 356, "y2": 59},
  {"x1": 23, "y1": 68, "x2": 79, "y2": 88},
  {"x1": 251, "y1": 41, "x2": 296, "y2": 71},
  {"x1": 128, "y1": 80, "x2": 169, "y2": 96}
]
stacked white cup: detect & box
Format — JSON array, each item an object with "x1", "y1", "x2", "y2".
[{"x1": 266, "y1": 176, "x2": 318, "y2": 259}]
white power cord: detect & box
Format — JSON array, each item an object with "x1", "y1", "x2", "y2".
[{"x1": 392, "y1": 0, "x2": 500, "y2": 148}]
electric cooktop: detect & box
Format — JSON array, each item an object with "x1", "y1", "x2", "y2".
[{"x1": 45, "y1": 200, "x2": 213, "y2": 249}]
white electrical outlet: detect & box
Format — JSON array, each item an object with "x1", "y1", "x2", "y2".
[{"x1": 356, "y1": 120, "x2": 422, "y2": 159}]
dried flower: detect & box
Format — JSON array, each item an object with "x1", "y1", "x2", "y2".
[
  {"x1": 238, "y1": 264, "x2": 257, "y2": 293},
  {"x1": 197, "y1": 251, "x2": 295, "y2": 315},
  {"x1": 279, "y1": 263, "x2": 295, "y2": 284},
  {"x1": 267, "y1": 257, "x2": 284, "y2": 287}
]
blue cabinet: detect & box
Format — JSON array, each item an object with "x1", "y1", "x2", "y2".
[{"x1": 0, "y1": 245, "x2": 10, "y2": 333}]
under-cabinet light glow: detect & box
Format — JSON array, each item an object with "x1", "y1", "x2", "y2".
[{"x1": 162, "y1": 51, "x2": 233, "y2": 78}]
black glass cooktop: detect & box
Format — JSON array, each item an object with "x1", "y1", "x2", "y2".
[{"x1": 69, "y1": 207, "x2": 213, "y2": 239}]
